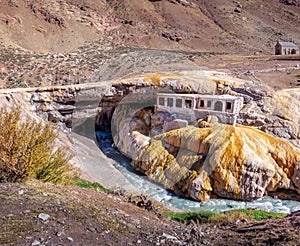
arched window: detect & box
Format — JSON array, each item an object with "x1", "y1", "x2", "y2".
[{"x1": 214, "y1": 101, "x2": 223, "y2": 112}]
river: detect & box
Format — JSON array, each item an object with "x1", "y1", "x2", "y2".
[{"x1": 96, "y1": 131, "x2": 300, "y2": 214}]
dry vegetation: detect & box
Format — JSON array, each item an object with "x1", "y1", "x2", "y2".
[{"x1": 0, "y1": 105, "x2": 77, "y2": 184}]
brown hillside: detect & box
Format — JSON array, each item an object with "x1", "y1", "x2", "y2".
[
  {"x1": 1, "y1": 181, "x2": 300, "y2": 245},
  {"x1": 0, "y1": 0, "x2": 299, "y2": 53}
]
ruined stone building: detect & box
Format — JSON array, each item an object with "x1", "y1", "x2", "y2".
[
  {"x1": 156, "y1": 93, "x2": 244, "y2": 125},
  {"x1": 275, "y1": 41, "x2": 300, "y2": 55}
]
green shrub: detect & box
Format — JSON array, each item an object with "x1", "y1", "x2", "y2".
[
  {"x1": 73, "y1": 177, "x2": 111, "y2": 193},
  {"x1": 0, "y1": 105, "x2": 77, "y2": 184}
]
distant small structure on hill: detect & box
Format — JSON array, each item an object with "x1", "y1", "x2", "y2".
[{"x1": 275, "y1": 41, "x2": 299, "y2": 55}]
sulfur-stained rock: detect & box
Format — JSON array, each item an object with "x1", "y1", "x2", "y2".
[
  {"x1": 189, "y1": 170, "x2": 212, "y2": 202},
  {"x1": 130, "y1": 124, "x2": 300, "y2": 202}
]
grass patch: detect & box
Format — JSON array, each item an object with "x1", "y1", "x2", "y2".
[
  {"x1": 73, "y1": 177, "x2": 111, "y2": 193},
  {"x1": 167, "y1": 210, "x2": 219, "y2": 223},
  {"x1": 167, "y1": 209, "x2": 287, "y2": 225},
  {"x1": 236, "y1": 209, "x2": 287, "y2": 221}
]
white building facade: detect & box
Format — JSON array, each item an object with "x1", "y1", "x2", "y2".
[{"x1": 156, "y1": 93, "x2": 244, "y2": 125}]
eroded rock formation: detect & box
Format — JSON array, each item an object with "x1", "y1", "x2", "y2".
[
  {"x1": 239, "y1": 88, "x2": 300, "y2": 147},
  {"x1": 104, "y1": 72, "x2": 300, "y2": 202},
  {"x1": 131, "y1": 124, "x2": 300, "y2": 202}
]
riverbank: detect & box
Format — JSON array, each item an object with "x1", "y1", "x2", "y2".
[
  {"x1": 1, "y1": 181, "x2": 300, "y2": 246},
  {"x1": 95, "y1": 131, "x2": 300, "y2": 214}
]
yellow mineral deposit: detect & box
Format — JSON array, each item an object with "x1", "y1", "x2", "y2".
[{"x1": 131, "y1": 124, "x2": 300, "y2": 202}]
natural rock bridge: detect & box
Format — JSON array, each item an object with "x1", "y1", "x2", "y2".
[
  {"x1": 0, "y1": 71, "x2": 299, "y2": 194},
  {"x1": 0, "y1": 71, "x2": 240, "y2": 192}
]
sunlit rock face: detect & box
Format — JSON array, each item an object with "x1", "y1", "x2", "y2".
[
  {"x1": 239, "y1": 88, "x2": 300, "y2": 147},
  {"x1": 131, "y1": 124, "x2": 300, "y2": 202},
  {"x1": 106, "y1": 71, "x2": 300, "y2": 202}
]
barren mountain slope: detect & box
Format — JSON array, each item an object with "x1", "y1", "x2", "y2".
[
  {"x1": 0, "y1": 0, "x2": 299, "y2": 53},
  {"x1": 0, "y1": 0, "x2": 113, "y2": 52}
]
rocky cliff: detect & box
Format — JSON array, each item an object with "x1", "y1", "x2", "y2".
[
  {"x1": 239, "y1": 88, "x2": 300, "y2": 147},
  {"x1": 131, "y1": 124, "x2": 300, "y2": 202}
]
